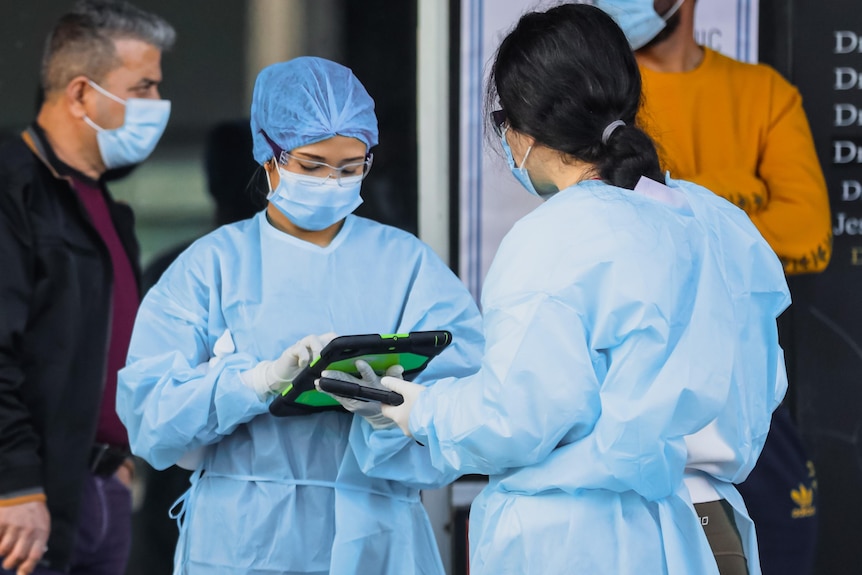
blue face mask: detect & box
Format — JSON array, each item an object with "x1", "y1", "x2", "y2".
[
  {"x1": 501, "y1": 126, "x2": 544, "y2": 199},
  {"x1": 266, "y1": 167, "x2": 363, "y2": 231},
  {"x1": 593, "y1": 0, "x2": 684, "y2": 50},
  {"x1": 83, "y1": 80, "x2": 171, "y2": 169}
]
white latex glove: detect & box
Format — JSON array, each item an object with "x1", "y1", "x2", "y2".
[
  {"x1": 241, "y1": 332, "x2": 337, "y2": 401},
  {"x1": 380, "y1": 376, "x2": 427, "y2": 437},
  {"x1": 316, "y1": 360, "x2": 404, "y2": 430}
]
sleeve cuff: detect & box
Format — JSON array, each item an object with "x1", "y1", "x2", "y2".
[{"x1": 0, "y1": 489, "x2": 46, "y2": 507}]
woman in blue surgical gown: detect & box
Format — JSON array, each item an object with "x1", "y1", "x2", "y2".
[
  {"x1": 116, "y1": 57, "x2": 484, "y2": 575},
  {"x1": 375, "y1": 5, "x2": 789, "y2": 575}
]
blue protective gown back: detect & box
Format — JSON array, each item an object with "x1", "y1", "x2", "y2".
[
  {"x1": 408, "y1": 177, "x2": 790, "y2": 575},
  {"x1": 117, "y1": 213, "x2": 484, "y2": 575}
]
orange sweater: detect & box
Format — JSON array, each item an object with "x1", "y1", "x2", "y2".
[{"x1": 639, "y1": 48, "x2": 831, "y2": 274}]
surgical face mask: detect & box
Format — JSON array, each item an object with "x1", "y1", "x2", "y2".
[
  {"x1": 593, "y1": 0, "x2": 685, "y2": 50},
  {"x1": 501, "y1": 126, "x2": 542, "y2": 199},
  {"x1": 266, "y1": 165, "x2": 363, "y2": 231},
  {"x1": 83, "y1": 80, "x2": 171, "y2": 169}
]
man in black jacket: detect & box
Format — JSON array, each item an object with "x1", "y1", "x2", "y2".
[{"x1": 0, "y1": 2, "x2": 174, "y2": 574}]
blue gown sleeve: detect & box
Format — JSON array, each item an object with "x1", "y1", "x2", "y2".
[
  {"x1": 408, "y1": 205, "x2": 734, "y2": 501},
  {"x1": 348, "y1": 245, "x2": 485, "y2": 488},
  {"x1": 117, "y1": 252, "x2": 266, "y2": 471},
  {"x1": 410, "y1": 291, "x2": 603, "y2": 478}
]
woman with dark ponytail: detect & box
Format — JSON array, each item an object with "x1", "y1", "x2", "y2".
[
  {"x1": 373, "y1": 4, "x2": 789, "y2": 574},
  {"x1": 486, "y1": 2, "x2": 665, "y2": 194}
]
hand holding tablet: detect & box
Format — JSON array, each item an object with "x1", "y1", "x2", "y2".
[
  {"x1": 317, "y1": 375, "x2": 405, "y2": 406},
  {"x1": 269, "y1": 330, "x2": 451, "y2": 417}
]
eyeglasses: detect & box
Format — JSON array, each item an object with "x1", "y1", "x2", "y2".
[
  {"x1": 491, "y1": 109, "x2": 508, "y2": 137},
  {"x1": 278, "y1": 150, "x2": 374, "y2": 187}
]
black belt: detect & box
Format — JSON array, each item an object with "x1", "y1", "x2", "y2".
[{"x1": 88, "y1": 443, "x2": 130, "y2": 477}]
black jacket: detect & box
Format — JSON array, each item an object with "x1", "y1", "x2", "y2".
[{"x1": 0, "y1": 125, "x2": 141, "y2": 570}]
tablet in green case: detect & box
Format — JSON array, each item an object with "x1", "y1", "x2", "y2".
[{"x1": 268, "y1": 330, "x2": 452, "y2": 417}]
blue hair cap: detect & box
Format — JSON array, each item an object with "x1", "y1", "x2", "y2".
[{"x1": 250, "y1": 57, "x2": 379, "y2": 164}]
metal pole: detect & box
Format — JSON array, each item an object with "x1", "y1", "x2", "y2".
[
  {"x1": 245, "y1": 0, "x2": 305, "y2": 109},
  {"x1": 417, "y1": 0, "x2": 452, "y2": 264},
  {"x1": 418, "y1": 1, "x2": 454, "y2": 571}
]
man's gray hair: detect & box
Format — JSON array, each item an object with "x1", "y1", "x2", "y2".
[{"x1": 41, "y1": 0, "x2": 176, "y2": 94}]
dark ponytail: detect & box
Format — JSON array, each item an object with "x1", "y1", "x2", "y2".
[
  {"x1": 487, "y1": 3, "x2": 664, "y2": 190},
  {"x1": 595, "y1": 123, "x2": 664, "y2": 189}
]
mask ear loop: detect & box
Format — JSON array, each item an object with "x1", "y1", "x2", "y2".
[
  {"x1": 83, "y1": 80, "x2": 128, "y2": 133},
  {"x1": 661, "y1": 0, "x2": 685, "y2": 21},
  {"x1": 87, "y1": 79, "x2": 127, "y2": 106},
  {"x1": 520, "y1": 146, "x2": 533, "y2": 171},
  {"x1": 502, "y1": 125, "x2": 533, "y2": 170}
]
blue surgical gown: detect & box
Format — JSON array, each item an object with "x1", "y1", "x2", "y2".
[
  {"x1": 408, "y1": 177, "x2": 790, "y2": 575},
  {"x1": 117, "y1": 213, "x2": 484, "y2": 575}
]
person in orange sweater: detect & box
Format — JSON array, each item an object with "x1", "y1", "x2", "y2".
[
  {"x1": 594, "y1": 1, "x2": 829, "y2": 574},
  {"x1": 634, "y1": 7, "x2": 831, "y2": 274}
]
